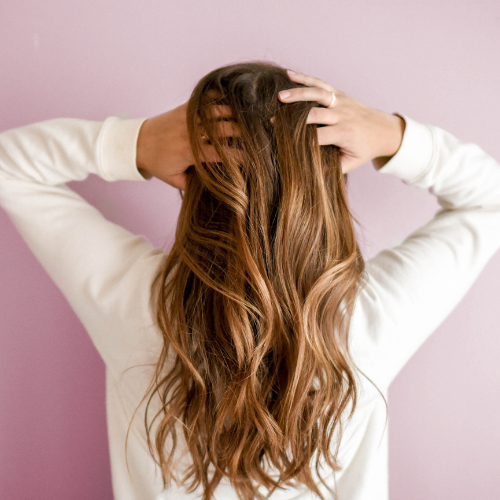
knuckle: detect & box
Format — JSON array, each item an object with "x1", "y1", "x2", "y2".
[
  {"x1": 308, "y1": 107, "x2": 320, "y2": 120},
  {"x1": 323, "y1": 88, "x2": 333, "y2": 99}
]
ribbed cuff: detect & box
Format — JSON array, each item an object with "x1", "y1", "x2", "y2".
[
  {"x1": 377, "y1": 113, "x2": 435, "y2": 185},
  {"x1": 98, "y1": 117, "x2": 149, "y2": 182}
]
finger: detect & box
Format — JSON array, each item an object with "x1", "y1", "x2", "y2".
[
  {"x1": 202, "y1": 136, "x2": 244, "y2": 151},
  {"x1": 198, "y1": 143, "x2": 245, "y2": 164},
  {"x1": 306, "y1": 107, "x2": 339, "y2": 125},
  {"x1": 196, "y1": 105, "x2": 234, "y2": 122},
  {"x1": 199, "y1": 143, "x2": 223, "y2": 162},
  {"x1": 213, "y1": 120, "x2": 242, "y2": 137},
  {"x1": 271, "y1": 105, "x2": 337, "y2": 127},
  {"x1": 197, "y1": 120, "x2": 242, "y2": 138},
  {"x1": 279, "y1": 86, "x2": 337, "y2": 109},
  {"x1": 339, "y1": 155, "x2": 361, "y2": 175},
  {"x1": 286, "y1": 70, "x2": 336, "y2": 93},
  {"x1": 317, "y1": 124, "x2": 342, "y2": 146}
]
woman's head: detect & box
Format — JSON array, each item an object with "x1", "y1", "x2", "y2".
[
  {"x1": 138, "y1": 61, "x2": 366, "y2": 500},
  {"x1": 184, "y1": 61, "x2": 347, "y2": 206}
]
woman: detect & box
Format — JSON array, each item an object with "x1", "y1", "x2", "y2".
[{"x1": 1, "y1": 62, "x2": 499, "y2": 500}]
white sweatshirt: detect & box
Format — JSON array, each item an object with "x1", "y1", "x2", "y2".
[{"x1": 1, "y1": 112, "x2": 499, "y2": 500}]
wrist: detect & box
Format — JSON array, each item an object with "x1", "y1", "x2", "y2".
[
  {"x1": 136, "y1": 119, "x2": 154, "y2": 179},
  {"x1": 372, "y1": 112, "x2": 406, "y2": 171},
  {"x1": 385, "y1": 113, "x2": 406, "y2": 157},
  {"x1": 138, "y1": 167, "x2": 153, "y2": 179}
]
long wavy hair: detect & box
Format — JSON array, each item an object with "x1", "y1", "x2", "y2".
[{"x1": 132, "y1": 61, "x2": 368, "y2": 500}]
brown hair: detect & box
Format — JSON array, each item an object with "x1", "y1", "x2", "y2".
[{"x1": 133, "y1": 61, "x2": 367, "y2": 500}]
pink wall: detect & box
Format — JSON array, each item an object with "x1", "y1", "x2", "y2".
[{"x1": 1, "y1": 1, "x2": 499, "y2": 498}]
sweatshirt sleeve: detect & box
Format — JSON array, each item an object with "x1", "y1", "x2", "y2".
[
  {"x1": 349, "y1": 114, "x2": 500, "y2": 389},
  {"x1": 0, "y1": 117, "x2": 166, "y2": 375}
]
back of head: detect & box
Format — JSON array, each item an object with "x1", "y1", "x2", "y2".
[{"x1": 144, "y1": 61, "x2": 366, "y2": 500}]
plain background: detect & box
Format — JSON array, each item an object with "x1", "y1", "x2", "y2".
[{"x1": 1, "y1": 1, "x2": 499, "y2": 499}]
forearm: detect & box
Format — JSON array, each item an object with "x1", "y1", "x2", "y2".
[
  {"x1": 0, "y1": 117, "x2": 148, "y2": 185},
  {"x1": 0, "y1": 118, "x2": 103, "y2": 184}
]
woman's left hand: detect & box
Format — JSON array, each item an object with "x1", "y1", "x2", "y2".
[{"x1": 278, "y1": 70, "x2": 404, "y2": 174}]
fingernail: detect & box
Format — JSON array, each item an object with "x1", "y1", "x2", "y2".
[
  {"x1": 279, "y1": 91, "x2": 291, "y2": 99},
  {"x1": 287, "y1": 69, "x2": 295, "y2": 75}
]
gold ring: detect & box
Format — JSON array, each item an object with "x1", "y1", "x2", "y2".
[{"x1": 327, "y1": 91, "x2": 336, "y2": 108}]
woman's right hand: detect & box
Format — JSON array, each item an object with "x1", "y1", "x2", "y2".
[
  {"x1": 137, "y1": 102, "x2": 241, "y2": 190},
  {"x1": 278, "y1": 70, "x2": 405, "y2": 174}
]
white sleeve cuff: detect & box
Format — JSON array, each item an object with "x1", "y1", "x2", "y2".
[
  {"x1": 377, "y1": 113, "x2": 435, "y2": 185},
  {"x1": 98, "y1": 117, "x2": 149, "y2": 182}
]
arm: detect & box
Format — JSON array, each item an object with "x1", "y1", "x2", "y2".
[
  {"x1": 0, "y1": 117, "x2": 165, "y2": 375},
  {"x1": 276, "y1": 70, "x2": 500, "y2": 390},
  {"x1": 350, "y1": 114, "x2": 500, "y2": 388}
]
